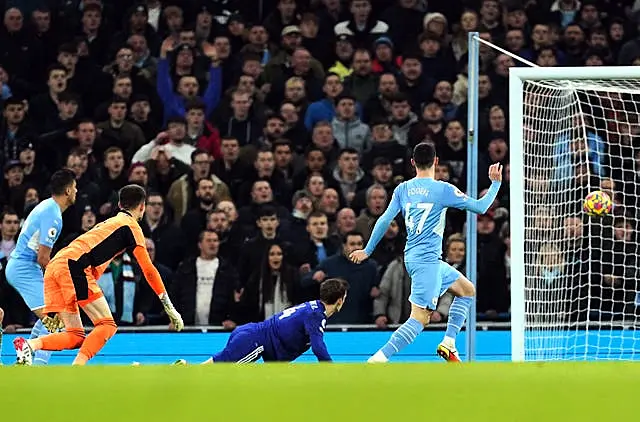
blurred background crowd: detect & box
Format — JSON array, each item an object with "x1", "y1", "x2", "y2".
[{"x1": 0, "y1": 0, "x2": 637, "y2": 331}]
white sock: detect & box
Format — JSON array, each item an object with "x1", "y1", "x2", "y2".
[
  {"x1": 368, "y1": 350, "x2": 389, "y2": 363},
  {"x1": 443, "y1": 336, "x2": 456, "y2": 349}
]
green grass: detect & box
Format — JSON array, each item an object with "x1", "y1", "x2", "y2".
[{"x1": 1, "y1": 362, "x2": 637, "y2": 421}]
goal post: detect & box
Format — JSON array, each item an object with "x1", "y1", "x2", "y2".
[{"x1": 509, "y1": 66, "x2": 640, "y2": 361}]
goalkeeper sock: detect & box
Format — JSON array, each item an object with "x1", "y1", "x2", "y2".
[
  {"x1": 30, "y1": 320, "x2": 52, "y2": 366},
  {"x1": 376, "y1": 317, "x2": 424, "y2": 361},
  {"x1": 74, "y1": 318, "x2": 117, "y2": 365},
  {"x1": 444, "y1": 296, "x2": 473, "y2": 344}
]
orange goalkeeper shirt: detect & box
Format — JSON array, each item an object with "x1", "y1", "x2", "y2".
[{"x1": 53, "y1": 210, "x2": 167, "y2": 296}]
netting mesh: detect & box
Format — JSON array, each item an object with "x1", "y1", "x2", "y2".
[{"x1": 521, "y1": 79, "x2": 640, "y2": 361}]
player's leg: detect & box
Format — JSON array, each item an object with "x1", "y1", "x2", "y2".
[
  {"x1": 76, "y1": 295, "x2": 118, "y2": 366},
  {"x1": 436, "y1": 262, "x2": 475, "y2": 362},
  {"x1": 211, "y1": 324, "x2": 264, "y2": 364},
  {"x1": 14, "y1": 262, "x2": 86, "y2": 365},
  {"x1": 22, "y1": 311, "x2": 85, "y2": 360},
  {"x1": 368, "y1": 263, "x2": 440, "y2": 363},
  {"x1": 6, "y1": 260, "x2": 58, "y2": 365}
]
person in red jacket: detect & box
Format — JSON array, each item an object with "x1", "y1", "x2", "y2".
[{"x1": 185, "y1": 99, "x2": 222, "y2": 160}]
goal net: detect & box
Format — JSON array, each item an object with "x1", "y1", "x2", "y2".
[{"x1": 510, "y1": 68, "x2": 640, "y2": 361}]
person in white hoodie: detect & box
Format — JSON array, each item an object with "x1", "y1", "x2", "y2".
[
  {"x1": 331, "y1": 93, "x2": 371, "y2": 155},
  {"x1": 131, "y1": 116, "x2": 196, "y2": 165}
]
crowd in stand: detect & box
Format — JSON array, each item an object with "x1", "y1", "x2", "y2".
[{"x1": 0, "y1": 0, "x2": 637, "y2": 330}]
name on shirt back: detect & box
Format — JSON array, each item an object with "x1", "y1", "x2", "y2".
[{"x1": 407, "y1": 187, "x2": 429, "y2": 197}]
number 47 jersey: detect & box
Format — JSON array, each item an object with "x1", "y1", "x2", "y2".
[{"x1": 394, "y1": 178, "x2": 499, "y2": 265}]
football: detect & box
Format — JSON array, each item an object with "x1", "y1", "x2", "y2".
[{"x1": 583, "y1": 190, "x2": 613, "y2": 217}]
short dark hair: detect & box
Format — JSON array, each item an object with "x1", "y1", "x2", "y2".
[
  {"x1": 186, "y1": 98, "x2": 206, "y2": 112},
  {"x1": 339, "y1": 147, "x2": 359, "y2": 158},
  {"x1": 0, "y1": 208, "x2": 18, "y2": 222},
  {"x1": 3, "y1": 96, "x2": 24, "y2": 108},
  {"x1": 319, "y1": 278, "x2": 349, "y2": 304},
  {"x1": 191, "y1": 148, "x2": 209, "y2": 163},
  {"x1": 47, "y1": 63, "x2": 67, "y2": 78},
  {"x1": 197, "y1": 177, "x2": 214, "y2": 189},
  {"x1": 110, "y1": 96, "x2": 128, "y2": 106},
  {"x1": 272, "y1": 139, "x2": 292, "y2": 151},
  {"x1": 307, "y1": 211, "x2": 327, "y2": 221},
  {"x1": 198, "y1": 229, "x2": 219, "y2": 242},
  {"x1": 343, "y1": 230, "x2": 364, "y2": 244},
  {"x1": 389, "y1": 92, "x2": 409, "y2": 105},
  {"x1": 50, "y1": 169, "x2": 76, "y2": 195},
  {"x1": 257, "y1": 204, "x2": 278, "y2": 219},
  {"x1": 118, "y1": 184, "x2": 147, "y2": 210},
  {"x1": 412, "y1": 142, "x2": 437, "y2": 170}
]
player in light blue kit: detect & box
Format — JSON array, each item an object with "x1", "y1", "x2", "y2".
[
  {"x1": 349, "y1": 142, "x2": 502, "y2": 363},
  {"x1": 5, "y1": 169, "x2": 77, "y2": 365}
]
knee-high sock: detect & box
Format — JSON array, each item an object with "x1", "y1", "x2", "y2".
[
  {"x1": 74, "y1": 318, "x2": 118, "y2": 365},
  {"x1": 30, "y1": 320, "x2": 53, "y2": 365},
  {"x1": 38, "y1": 328, "x2": 86, "y2": 351},
  {"x1": 445, "y1": 296, "x2": 473, "y2": 341},
  {"x1": 376, "y1": 317, "x2": 424, "y2": 360}
]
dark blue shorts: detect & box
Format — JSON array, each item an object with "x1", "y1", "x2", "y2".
[{"x1": 212, "y1": 323, "x2": 265, "y2": 363}]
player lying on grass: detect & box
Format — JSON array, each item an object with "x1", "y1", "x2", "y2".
[
  {"x1": 13, "y1": 185, "x2": 184, "y2": 366},
  {"x1": 174, "y1": 278, "x2": 349, "y2": 365},
  {"x1": 5, "y1": 169, "x2": 77, "y2": 365},
  {"x1": 350, "y1": 142, "x2": 502, "y2": 363}
]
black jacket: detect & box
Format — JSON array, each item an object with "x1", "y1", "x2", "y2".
[{"x1": 171, "y1": 256, "x2": 240, "y2": 325}]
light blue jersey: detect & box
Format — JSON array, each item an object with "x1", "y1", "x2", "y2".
[
  {"x1": 10, "y1": 198, "x2": 62, "y2": 262},
  {"x1": 6, "y1": 198, "x2": 62, "y2": 310},
  {"x1": 364, "y1": 178, "x2": 501, "y2": 309}
]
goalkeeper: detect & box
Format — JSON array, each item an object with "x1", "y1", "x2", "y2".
[{"x1": 13, "y1": 185, "x2": 184, "y2": 366}]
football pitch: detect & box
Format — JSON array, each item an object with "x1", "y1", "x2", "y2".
[{"x1": 1, "y1": 362, "x2": 636, "y2": 421}]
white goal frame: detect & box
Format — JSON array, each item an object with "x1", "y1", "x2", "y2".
[{"x1": 509, "y1": 66, "x2": 640, "y2": 362}]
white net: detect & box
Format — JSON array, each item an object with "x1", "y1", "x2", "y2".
[{"x1": 520, "y1": 78, "x2": 640, "y2": 361}]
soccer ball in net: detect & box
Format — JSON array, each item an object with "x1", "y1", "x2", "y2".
[{"x1": 583, "y1": 190, "x2": 612, "y2": 217}]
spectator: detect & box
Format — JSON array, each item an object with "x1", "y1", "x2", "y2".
[
  {"x1": 140, "y1": 192, "x2": 186, "y2": 271},
  {"x1": 240, "y1": 242, "x2": 301, "y2": 323},
  {"x1": 157, "y1": 38, "x2": 222, "y2": 125},
  {"x1": 135, "y1": 238, "x2": 173, "y2": 325},
  {"x1": 304, "y1": 73, "x2": 345, "y2": 131},
  {"x1": 343, "y1": 49, "x2": 377, "y2": 104},
  {"x1": 373, "y1": 254, "x2": 411, "y2": 328},
  {"x1": 0, "y1": 209, "x2": 19, "y2": 258},
  {"x1": 296, "y1": 210, "x2": 339, "y2": 271},
  {"x1": 181, "y1": 177, "x2": 219, "y2": 253},
  {"x1": 185, "y1": 99, "x2": 222, "y2": 160},
  {"x1": 238, "y1": 205, "x2": 290, "y2": 287},
  {"x1": 334, "y1": 0, "x2": 389, "y2": 49},
  {"x1": 476, "y1": 211, "x2": 508, "y2": 318},
  {"x1": 355, "y1": 183, "x2": 388, "y2": 242},
  {"x1": 332, "y1": 147, "x2": 371, "y2": 206},
  {"x1": 1, "y1": 97, "x2": 34, "y2": 171},
  {"x1": 96, "y1": 96, "x2": 147, "y2": 163},
  {"x1": 303, "y1": 231, "x2": 378, "y2": 324},
  {"x1": 172, "y1": 230, "x2": 239, "y2": 327},
  {"x1": 167, "y1": 149, "x2": 231, "y2": 223},
  {"x1": 331, "y1": 93, "x2": 371, "y2": 154},
  {"x1": 133, "y1": 116, "x2": 196, "y2": 165}
]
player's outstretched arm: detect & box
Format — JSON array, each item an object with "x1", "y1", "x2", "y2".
[
  {"x1": 445, "y1": 163, "x2": 503, "y2": 214},
  {"x1": 351, "y1": 188, "x2": 402, "y2": 264},
  {"x1": 133, "y1": 245, "x2": 184, "y2": 331},
  {"x1": 305, "y1": 317, "x2": 332, "y2": 362}
]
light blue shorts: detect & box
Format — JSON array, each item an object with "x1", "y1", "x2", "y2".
[
  {"x1": 6, "y1": 258, "x2": 45, "y2": 310},
  {"x1": 405, "y1": 261, "x2": 463, "y2": 310}
]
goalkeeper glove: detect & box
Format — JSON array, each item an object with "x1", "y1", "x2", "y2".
[
  {"x1": 159, "y1": 292, "x2": 184, "y2": 331},
  {"x1": 41, "y1": 314, "x2": 64, "y2": 332}
]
